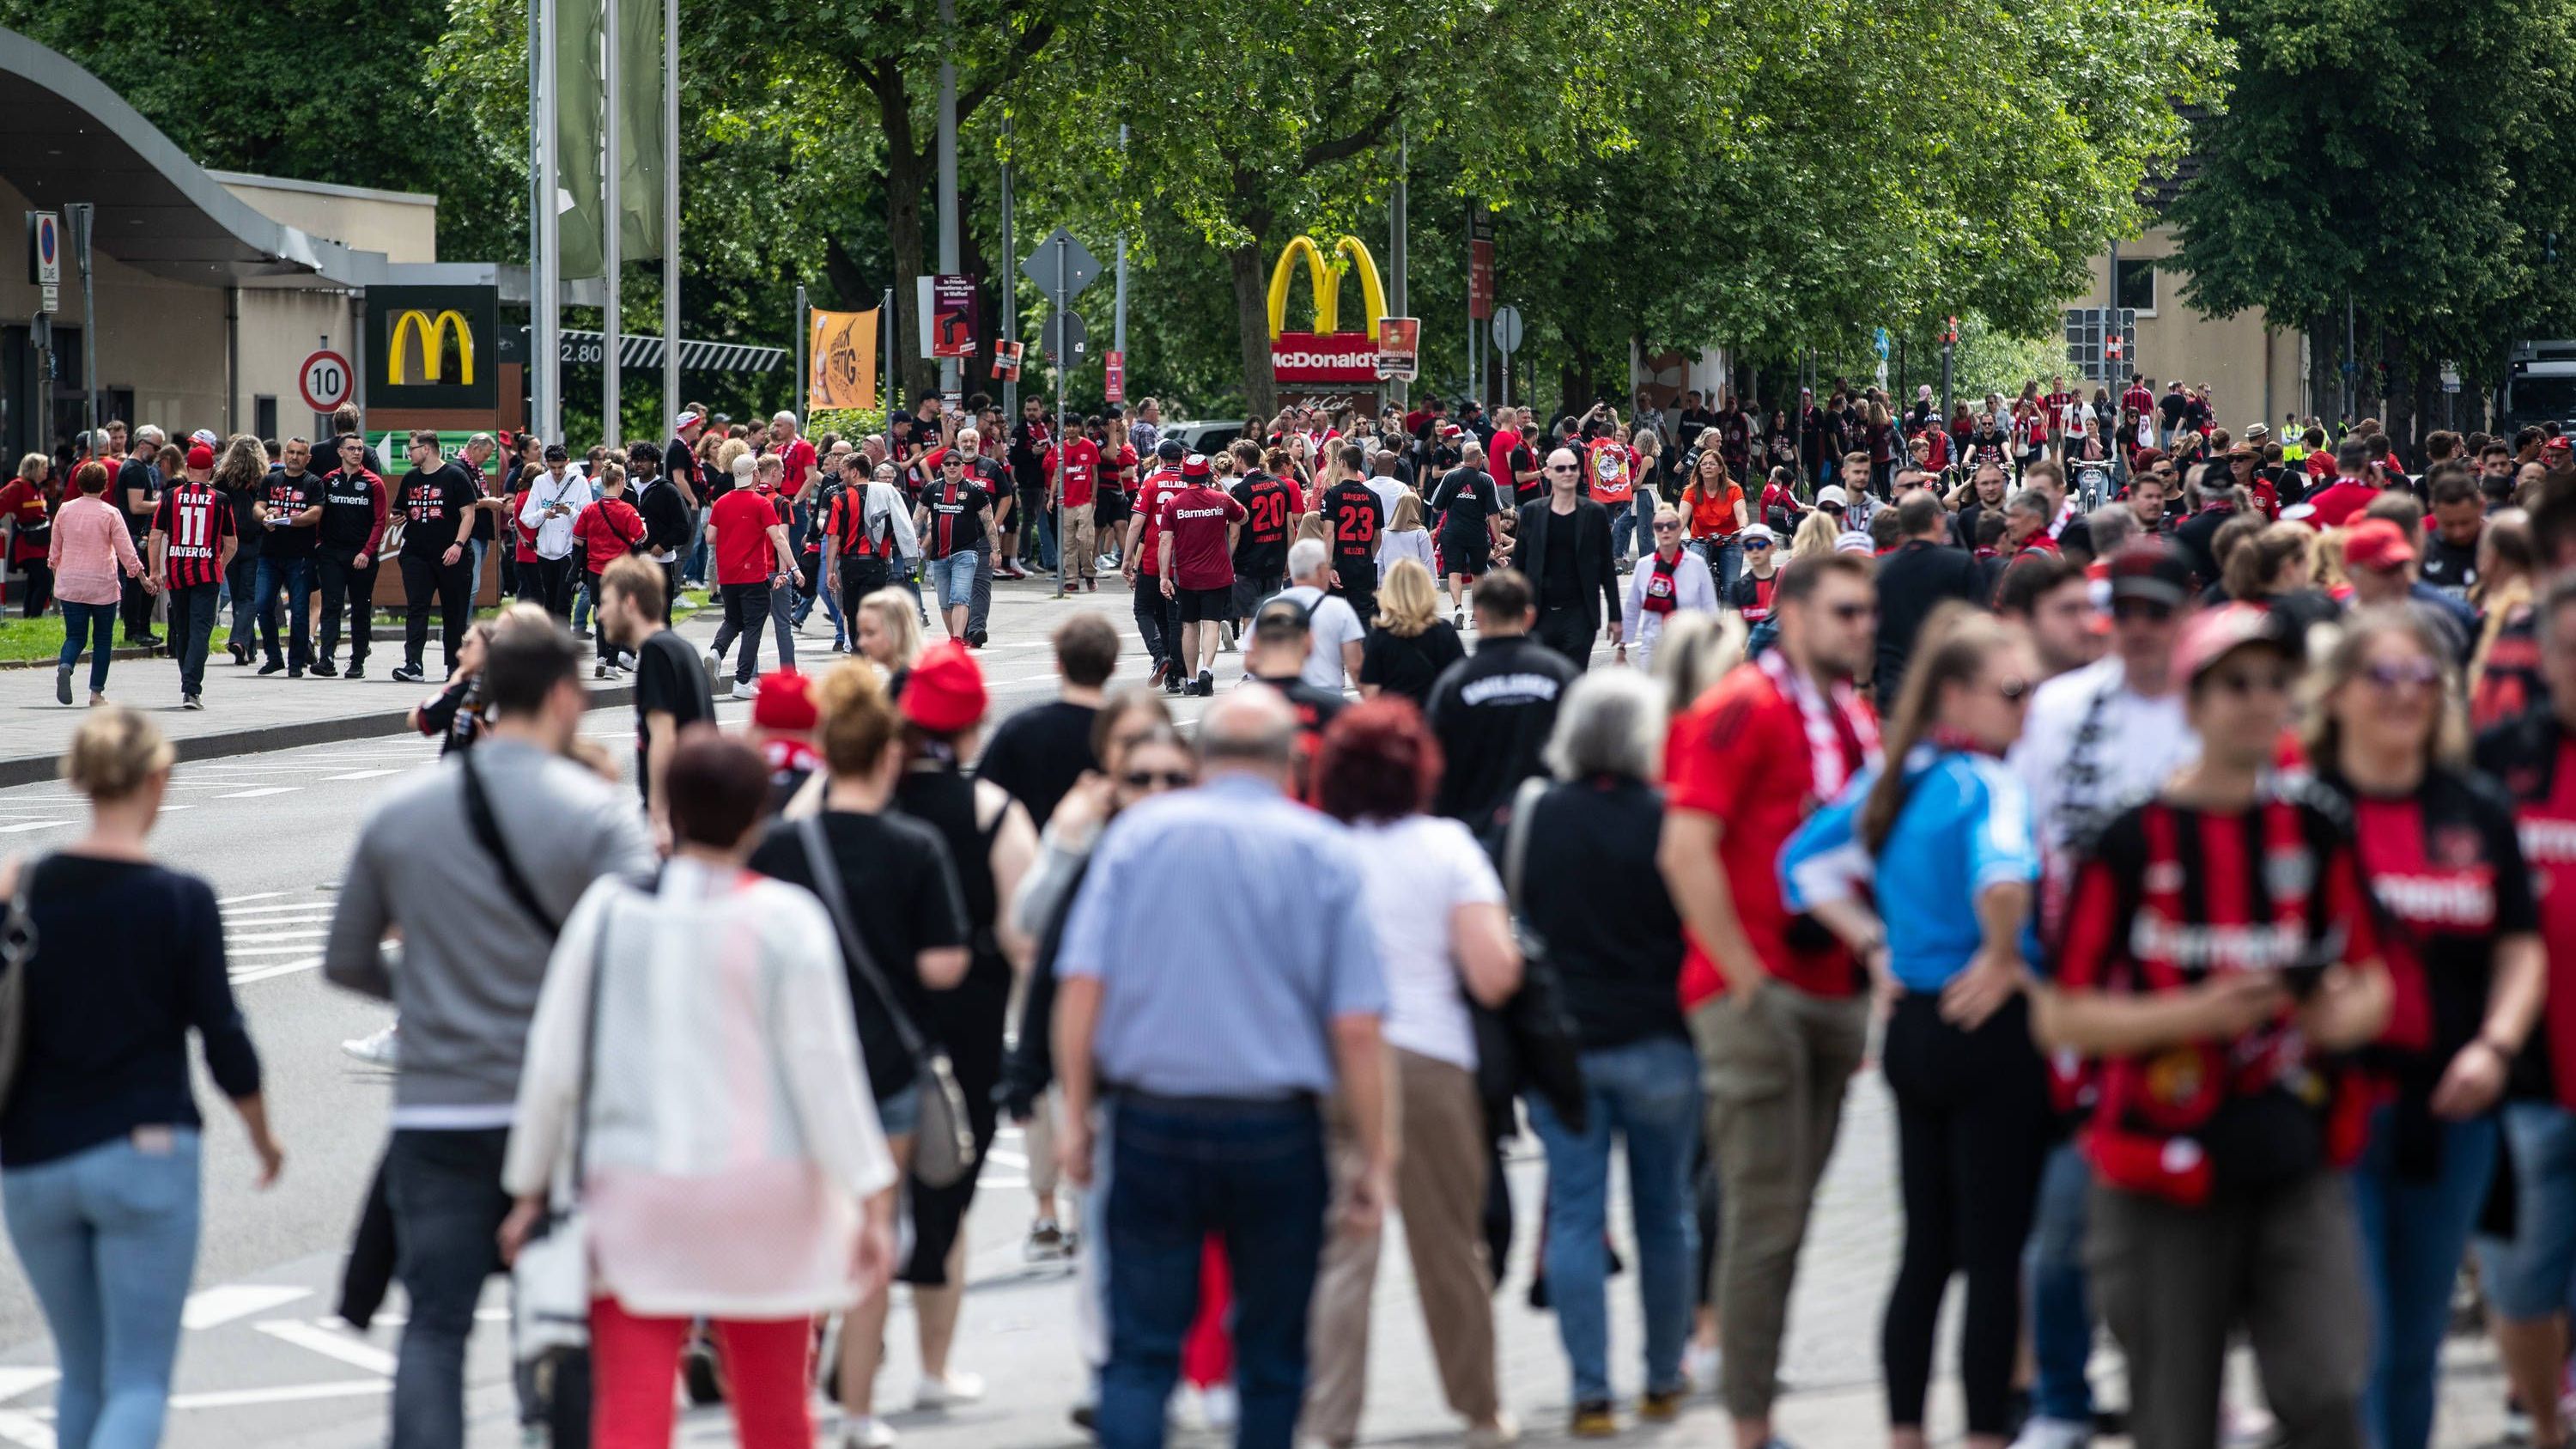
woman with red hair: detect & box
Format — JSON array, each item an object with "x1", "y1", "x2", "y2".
[{"x1": 1298, "y1": 698, "x2": 1523, "y2": 1448}]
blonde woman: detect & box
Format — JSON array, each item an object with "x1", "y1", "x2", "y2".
[
  {"x1": 1789, "y1": 508, "x2": 1841, "y2": 564},
  {"x1": 1378, "y1": 492, "x2": 1436, "y2": 584},
  {"x1": 854, "y1": 587, "x2": 923, "y2": 695},
  {"x1": 1358, "y1": 557, "x2": 1464, "y2": 707}
]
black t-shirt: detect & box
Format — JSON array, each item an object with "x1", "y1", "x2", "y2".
[
  {"x1": 631, "y1": 628, "x2": 714, "y2": 803},
  {"x1": 665, "y1": 437, "x2": 702, "y2": 503},
  {"x1": 1250, "y1": 673, "x2": 1348, "y2": 798},
  {"x1": 921, "y1": 478, "x2": 992, "y2": 559},
  {"x1": 750, "y1": 812, "x2": 972, "y2": 1106},
  {"x1": 1430, "y1": 467, "x2": 1500, "y2": 537},
  {"x1": 1230, "y1": 472, "x2": 1296, "y2": 577},
  {"x1": 1424, "y1": 633, "x2": 1580, "y2": 832},
  {"x1": 1872, "y1": 539, "x2": 1985, "y2": 699},
  {"x1": 1321, "y1": 479, "x2": 1384, "y2": 571},
  {"x1": 463, "y1": 458, "x2": 497, "y2": 541},
  {"x1": 398, "y1": 462, "x2": 480, "y2": 559},
  {"x1": 1540, "y1": 508, "x2": 1581, "y2": 605},
  {"x1": 420, "y1": 674, "x2": 488, "y2": 757},
  {"x1": 228, "y1": 476, "x2": 265, "y2": 562},
  {"x1": 1511, "y1": 777, "x2": 1689, "y2": 1051},
  {"x1": 116, "y1": 457, "x2": 161, "y2": 539},
  {"x1": 2160, "y1": 391, "x2": 2188, "y2": 427},
  {"x1": 975, "y1": 700, "x2": 1098, "y2": 829},
  {"x1": 261, "y1": 469, "x2": 324, "y2": 560},
  {"x1": 1359, "y1": 621, "x2": 1467, "y2": 708},
  {"x1": 2419, "y1": 530, "x2": 2480, "y2": 600}
]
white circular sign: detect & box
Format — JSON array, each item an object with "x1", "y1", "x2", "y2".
[{"x1": 299, "y1": 350, "x2": 353, "y2": 412}]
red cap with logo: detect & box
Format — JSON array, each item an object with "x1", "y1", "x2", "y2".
[{"x1": 901, "y1": 641, "x2": 988, "y2": 734}]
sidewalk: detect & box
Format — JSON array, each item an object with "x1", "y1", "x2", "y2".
[{"x1": 0, "y1": 571, "x2": 1103, "y2": 787}]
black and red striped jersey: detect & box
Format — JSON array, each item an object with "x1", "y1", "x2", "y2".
[
  {"x1": 826, "y1": 484, "x2": 890, "y2": 558},
  {"x1": 922, "y1": 478, "x2": 991, "y2": 560},
  {"x1": 154, "y1": 480, "x2": 235, "y2": 589}
]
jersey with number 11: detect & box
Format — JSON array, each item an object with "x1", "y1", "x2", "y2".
[{"x1": 155, "y1": 481, "x2": 234, "y2": 589}]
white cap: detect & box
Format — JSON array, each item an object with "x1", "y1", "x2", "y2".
[
  {"x1": 1834, "y1": 530, "x2": 1876, "y2": 555},
  {"x1": 1814, "y1": 485, "x2": 1849, "y2": 508},
  {"x1": 190, "y1": 428, "x2": 219, "y2": 447},
  {"x1": 672, "y1": 410, "x2": 701, "y2": 429},
  {"x1": 1738, "y1": 523, "x2": 1777, "y2": 544}
]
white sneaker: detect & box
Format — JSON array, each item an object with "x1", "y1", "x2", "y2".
[
  {"x1": 843, "y1": 1416, "x2": 896, "y2": 1449},
  {"x1": 1684, "y1": 1341, "x2": 1722, "y2": 1396},
  {"x1": 1196, "y1": 1382, "x2": 1237, "y2": 1431},
  {"x1": 702, "y1": 648, "x2": 723, "y2": 687},
  {"x1": 342, "y1": 1024, "x2": 399, "y2": 1067},
  {"x1": 729, "y1": 680, "x2": 757, "y2": 702},
  {"x1": 1464, "y1": 1411, "x2": 1520, "y2": 1449},
  {"x1": 914, "y1": 1370, "x2": 984, "y2": 1410},
  {"x1": 2010, "y1": 1417, "x2": 2088, "y2": 1449}
]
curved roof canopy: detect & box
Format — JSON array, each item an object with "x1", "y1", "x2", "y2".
[{"x1": 0, "y1": 27, "x2": 390, "y2": 289}]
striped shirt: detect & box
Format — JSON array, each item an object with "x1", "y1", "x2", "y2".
[
  {"x1": 1057, "y1": 773, "x2": 1386, "y2": 1099},
  {"x1": 153, "y1": 481, "x2": 234, "y2": 589}
]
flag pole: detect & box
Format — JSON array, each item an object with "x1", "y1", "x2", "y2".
[
  {"x1": 660, "y1": 0, "x2": 678, "y2": 432},
  {"x1": 602, "y1": 0, "x2": 623, "y2": 444}
]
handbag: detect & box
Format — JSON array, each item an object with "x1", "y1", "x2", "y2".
[
  {"x1": 1472, "y1": 778, "x2": 1589, "y2": 1134},
  {"x1": 0, "y1": 855, "x2": 42, "y2": 1114},
  {"x1": 797, "y1": 817, "x2": 979, "y2": 1188},
  {"x1": 510, "y1": 898, "x2": 613, "y2": 1436}
]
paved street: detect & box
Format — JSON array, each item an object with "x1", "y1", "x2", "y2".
[{"x1": 0, "y1": 576, "x2": 2527, "y2": 1449}]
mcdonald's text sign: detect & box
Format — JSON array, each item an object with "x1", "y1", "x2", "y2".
[{"x1": 367, "y1": 286, "x2": 498, "y2": 411}]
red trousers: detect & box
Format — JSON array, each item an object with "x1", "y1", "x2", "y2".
[
  {"x1": 590, "y1": 1296, "x2": 812, "y2": 1449},
  {"x1": 1182, "y1": 1233, "x2": 1234, "y2": 1388}
]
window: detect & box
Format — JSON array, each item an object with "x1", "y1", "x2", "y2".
[
  {"x1": 254, "y1": 395, "x2": 278, "y2": 444},
  {"x1": 2116, "y1": 259, "x2": 2158, "y2": 315},
  {"x1": 2063, "y1": 308, "x2": 2138, "y2": 385}
]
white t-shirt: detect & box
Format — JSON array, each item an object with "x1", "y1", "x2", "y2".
[
  {"x1": 2009, "y1": 655, "x2": 2197, "y2": 873},
  {"x1": 1279, "y1": 583, "x2": 1364, "y2": 691},
  {"x1": 1345, "y1": 816, "x2": 1503, "y2": 1070}
]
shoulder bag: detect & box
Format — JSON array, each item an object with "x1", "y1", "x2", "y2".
[
  {"x1": 1469, "y1": 778, "x2": 1589, "y2": 1134},
  {"x1": 510, "y1": 897, "x2": 613, "y2": 1440},
  {"x1": 461, "y1": 752, "x2": 562, "y2": 938},
  {"x1": 0, "y1": 855, "x2": 43, "y2": 1113},
  {"x1": 797, "y1": 817, "x2": 978, "y2": 1188}
]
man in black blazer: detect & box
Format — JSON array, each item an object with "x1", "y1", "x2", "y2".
[{"x1": 1510, "y1": 446, "x2": 1623, "y2": 664}]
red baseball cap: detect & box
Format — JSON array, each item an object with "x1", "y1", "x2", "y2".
[
  {"x1": 2173, "y1": 603, "x2": 2297, "y2": 685},
  {"x1": 750, "y1": 669, "x2": 817, "y2": 733},
  {"x1": 185, "y1": 443, "x2": 215, "y2": 470},
  {"x1": 901, "y1": 642, "x2": 987, "y2": 734},
  {"x1": 1182, "y1": 454, "x2": 1212, "y2": 480},
  {"x1": 2342, "y1": 518, "x2": 2415, "y2": 574}
]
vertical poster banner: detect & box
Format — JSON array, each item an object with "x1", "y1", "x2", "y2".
[
  {"x1": 1104, "y1": 350, "x2": 1125, "y2": 403},
  {"x1": 929, "y1": 275, "x2": 981, "y2": 358},
  {"x1": 556, "y1": 0, "x2": 605, "y2": 279},
  {"x1": 993, "y1": 340, "x2": 1024, "y2": 382},
  {"x1": 809, "y1": 307, "x2": 880, "y2": 411},
  {"x1": 1375, "y1": 318, "x2": 1420, "y2": 381}
]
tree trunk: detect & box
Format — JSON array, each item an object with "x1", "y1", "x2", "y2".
[
  {"x1": 884, "y1": 143, "x2": 937, "y2": 408},
  {"x1": 1228, "y1": 238, "x2": 1278, "y2": 422}
]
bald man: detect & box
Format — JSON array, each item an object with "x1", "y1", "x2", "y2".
[{"x1": 1508, "y1": 447, "x2": 1621, "y2": 664}]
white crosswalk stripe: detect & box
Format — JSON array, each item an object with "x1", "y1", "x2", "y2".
[{"x1": 219, "y1": 890, "x2": 337, "y2": 985}]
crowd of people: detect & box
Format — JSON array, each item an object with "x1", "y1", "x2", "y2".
[{"x1": 18, "y1": 365, "x2": 2576, "y2": 1449}]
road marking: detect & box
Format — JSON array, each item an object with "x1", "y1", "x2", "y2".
[
  {"x1": 221, "y1": 904, "x2": 337, "y2": 918},
  {"x1": 0, "y1": 1409, "x2": 46, "y2": 1448},
  {"x1": 0, "y1": 1371, "x2": 57, "y2": 1404},
  {"x1": 218, "y1": 891, "x2": 287, "y2": 905},
  {"x1": 987, "y1": 1148, "x2": 1029, "y2": 1170},
  {"x1": 181, "y1": 1283, "x2": 311, "y2": 1330},
  {"x1": 325, "y1": 769, "x2": 398, "y2": 781},
  {"x1": 254, "y1": 1319, "x2": 398, "y2": 1375},
  {"x1": 216, "y1": 787, "x2": 301, "y2": 800},
  {"x1": 232, "y1": 957, "x2": 322, "y2": 984},
  {"x1": 227, "y1": 928, "x2": 330, "y2": 944},
  {"x1": 169, "y1": 1379, "x2": 388, "y2": 1411},
  {"x1": 227, "y1": 944, "x2": 328, "y2": 957}
]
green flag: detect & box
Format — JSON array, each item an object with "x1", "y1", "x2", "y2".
[{"x1": 556, "y1": 0, "x2": 665, "y2": 279}]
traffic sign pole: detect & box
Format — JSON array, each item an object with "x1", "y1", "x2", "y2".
[{"x1": 1055, "y1": 233, "x2": 1069, "y2": 598}]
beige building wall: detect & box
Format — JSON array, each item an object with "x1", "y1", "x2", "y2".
[
  {"x1": 211, "y1": 174, "x2": 438, "y2": 265},
  {"x1": 2080, "y1": 225, "x2": 2306, "y2": 435},
  {"x1": 0, "y1": 174, "x2": 228, "y2": 433},
  {"x1": 237, "y1": 289, "x2": 359, "y2": 439}
]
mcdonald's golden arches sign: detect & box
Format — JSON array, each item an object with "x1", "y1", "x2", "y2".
[
  {"x1": 1267, "y1": 236, "x2": 1386, "y2": 387},
  {"x1": 367, "y1": 286, "x2": 498, "y2": 410}
]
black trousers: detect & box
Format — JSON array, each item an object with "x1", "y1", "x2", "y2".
[
  {"x1": 839, "y1": 556, "x2": 890, "y2": 623},
  {"x1": 399, "y1": 554, "x2": 472, "y2": 673},
  {"x1": 120, "y1": 544, "x2": 155, "y2": 640},
  {"x1": 318, "y1": 548, "x2": 379, "y2": 665},
  {"x1": 1132, "y1": 571, "x2": 1174, "y2": 667},
  {"x1": 711, "y1": 580, "x2": 772, "y2": 684},
  {"x1": 1535, "y1": 604, "x2": 1595, "y2": 665},
  {"x1": 526, "y1": 555, "x2": 577, "y2": 618},
  {"x1": 1879, "y1": 991, "x2": 2050, "y2": 1436},
  {"x1": 16, "y1": 558, "x2": 50, "y2": 618}
]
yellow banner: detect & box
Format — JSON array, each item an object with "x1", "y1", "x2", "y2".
[{"x1": 809, "y1": 307, "x2": 880, "y2": 412}]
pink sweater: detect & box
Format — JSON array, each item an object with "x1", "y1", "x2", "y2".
[{"x1": 49, "y1": 494, "x2": 142, "y2": 606}]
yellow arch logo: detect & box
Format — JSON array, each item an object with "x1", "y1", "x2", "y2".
[
  {"x1": 1267, "y1": 236, "x2": 1387, "y2": 341},
  {"x1": 388, "y1": 309, "x2": 476, "y2": 386}
]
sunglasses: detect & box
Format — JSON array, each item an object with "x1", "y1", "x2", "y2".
[
  {"x1": 1743, "y1": 539, "x2": 1773, "y2": 551},
  {"x1": 1653, "y1": 521, "x2": 1680, "y2": 533},
  {"x1": 1546, "y1": 463, "x2": 1578, "y2": 473},
  {"x1": 1819, "y1": 502, "x2": 1845, "y2": 515},
  {"x1": 2111, "y1": 597, "x2": 2175, "y2": 624},
  {"x1": 1121, "y1": 770, "x2": 1194, "y2": 789},
  {"x1": 2361, "y1": 657, "x2": 2443, "y2": 691}
]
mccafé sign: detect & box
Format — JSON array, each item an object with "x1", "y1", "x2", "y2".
[
  {"x1": 1269, "y1": 235, "x2": 1386, "y2": 387},
  {"x1": 367, "y1": 285, "x2": 499, "y2": 411}
]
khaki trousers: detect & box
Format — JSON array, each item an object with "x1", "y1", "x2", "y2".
[
  {"x1": 1062, "y1": 511, "x2": 1098, "y2": 579},
  {"x1": 1692, "y1": 983, "x2": 1869, "y2": 1421},
  {"x1": 1298, "y1": 1049, "x2": 1498, "y2": 1446}
]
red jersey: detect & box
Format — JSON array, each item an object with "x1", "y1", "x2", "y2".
[
  {"x1": 2301, "y1": 478, "x2": 2379, "y2": 530},
  {"x1": 1046, "y1": 438, "x2": 1103, "y2": 509},
  {"x1": 1666, "y1": 660, "x2": 1876, "y2": 1005},
  {"x1": 510, "y1": 489, "x2": 541, "y2": 563},
  {"x1": 2122, "y1": 384, "x2": 2154, "y2": 420},
  {"x1": 0, "y1": 478, "x2": 49, "y2": 564},
  {"x1": 825, "y1": 485, "x2": 891, "y2": 558},
  {"x1": 1585, "y1": 438, "x2": 1636, "y2": 507},
  {"x1": 2042, "y1": 392, "x2": 2079, "y2": 436},
  {"x1": 573, "y1": 496, "x2": 644, "y2": 573},
  {"x1": 154, "y1": 480, "x2": 234, "y2": 589},
  {"x1": 710, "y1": 486, "x2": 782, "y2": 585},
  {"x1": 1133, "y1": 466, "x2": 1184, "y2": 575},
  {"x1": 776, "y1": 437, "x2": 818, "y2": 496},
  {"x1": 2479, "y1": 718, "x2": 2576, "y2": 1107},
  {"x1": 1157, "y1": 484, "x2": 1248, "y2": 590}
]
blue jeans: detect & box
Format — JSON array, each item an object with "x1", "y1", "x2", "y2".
[
  {"x1": 385, "y1": 1128, "x2": 512, "y2": 1449},
  {"x1": 929, "y1": 551, "x2": 978, "y2": 610},
  {"x1": 1527, "y1": 1036, "x2": 1701, "y2": 1404},
  {"x1": 252, "y1": 554, "x2": 314, "y2": 669},
  {"x1": 4, "y1": 1129, "x2": 202, "y2": 1449},
  {"x1": 683, "y1": 508, "x2": 709, "y2": 585},
  {"x1": 1098, "y1": 1094, "x2": 1327, "y2": 1449},
  {"x1": 58, "y1": 600, "x2": 116, "y2": 695},
  {"x1": 1700, "y1": 538, "x2": 1743, "y2": 597},
  {"x1": 2026, "y1": 1139, "x2": 2095, "y2": 1423},
  {"x1": 2476, "y1": 1102, "x2": 2576, "y2": 1319},
  {"x1": 2351, "y1": 1103, "x2": 2499, "y2": 1449}
]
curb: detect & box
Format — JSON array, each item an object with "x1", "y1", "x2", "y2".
[{"x1": 0, "y1": 680, "x2": 642, "y2": 790}]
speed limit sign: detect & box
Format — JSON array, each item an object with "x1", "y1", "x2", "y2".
[{"x1": 299, "y1": 350, "x2": 353, "y2": 412}]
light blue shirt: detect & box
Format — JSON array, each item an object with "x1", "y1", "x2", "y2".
[
  {"x1": 1779, "y1": 746, "x2": 2040, "y2": 993},
  {"x1": 1059, "y1": 774, "x2": 1388, "y2": 1098}
]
